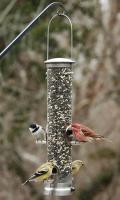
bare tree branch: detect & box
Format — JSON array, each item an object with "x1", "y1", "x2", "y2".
[{"x1": 0, "y1": 0, "x2": 16, "y2": 24}]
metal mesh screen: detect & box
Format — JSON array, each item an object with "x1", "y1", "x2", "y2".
[{"x1": 46, "y1": 62, "x2": 72, "y2": 179}]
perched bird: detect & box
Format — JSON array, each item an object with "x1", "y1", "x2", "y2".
[
  {"x1": 29, "y1": 123, "x2": 47, "y2": 142},
  {"x1": 72, "y1": 160, "x2": 84, "y2": 176},
  {"x1": 66, "y1": 123, "x2": 110, "y2": 143},
  {"x1": 23, "y1": 160, "x2": 56, "y2": 185}
]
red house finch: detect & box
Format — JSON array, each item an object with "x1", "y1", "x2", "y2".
[{"x1": 66, "y1": 123, "x2": 111, "y2": 143}]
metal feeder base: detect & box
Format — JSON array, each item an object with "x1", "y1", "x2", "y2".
[{"x1": 44, "y1": 181, "x2": 74, "y2": 196}]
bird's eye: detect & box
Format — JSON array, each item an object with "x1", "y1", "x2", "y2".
[{"x1": 30, "y1": 123, "x2": 37, "y2": 129}]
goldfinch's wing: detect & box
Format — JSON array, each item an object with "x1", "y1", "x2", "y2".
[
  {"x1": 22, "y1": 168, "x2": 49, "y2": 185},
  {"x1": 35, "y1": 168, "x2": 49, "y2": 176},
  {"x1": 22, "y1": 173, "x2": 38, "y2": 185}
]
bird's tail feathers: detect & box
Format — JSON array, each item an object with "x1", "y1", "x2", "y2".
[
  {"x1": 86, "y1": 137, "x2": 94, "y2": 142},
  {"x1": 95, "y1": 137, "x2": 112, "y2": 142},
  {"x1": 22, "y1": 180, "x2": 29, "y2": 185},
  {"x1": 22, "y1": 174, "x2": 37, "y2": 185}
]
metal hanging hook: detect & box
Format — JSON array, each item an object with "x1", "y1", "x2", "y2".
[
  {"x1": 57, "y1": 8, "x2": 66, "y2": 15},
  {"x1": 0, "y1": 2, "x2": 66, "y2": 58},
  {"x1": 47, "y1": 12, "x2": 73, "y2": 60}
]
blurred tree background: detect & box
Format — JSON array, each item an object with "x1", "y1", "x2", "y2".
[{"x1": 0, "y1": 0, "x2": 120, "y2": 200}]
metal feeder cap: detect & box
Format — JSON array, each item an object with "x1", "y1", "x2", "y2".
[{"x1": 45, "y1": 58, "x2": 75, "y2": 64}]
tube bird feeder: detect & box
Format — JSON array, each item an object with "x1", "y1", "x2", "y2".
[
  {"x1": 44, "y1": 13, "x2": 75, "y2": 196},
  {"x1": 0, "y1": 2, "x2": 79, "y2": 196}
]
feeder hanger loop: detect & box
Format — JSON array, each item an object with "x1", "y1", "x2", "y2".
[
  {"x1": 0, "y1": 2, "x2": 66, "y2": 58},
  {"x1": 47, "y1": 12, "x2": 73, "y2": 60}
]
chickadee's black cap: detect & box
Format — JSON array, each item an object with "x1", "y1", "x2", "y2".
[{"x1": 30, "y1": 123, "x2": 37, "y2": 129}]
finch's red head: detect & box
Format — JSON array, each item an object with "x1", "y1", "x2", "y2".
[{"x1": 72, "y1": 123, "x2": 81, "y2": 129}]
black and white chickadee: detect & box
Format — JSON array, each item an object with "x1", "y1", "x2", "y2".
[{"x1": 29, "y1": 123, "x2": 47, "y2": 142}]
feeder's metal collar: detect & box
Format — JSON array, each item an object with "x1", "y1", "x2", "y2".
[
  {"x1": 45, "y1": 57, "x2": 75, "y2": 64},
  {"x1": 44, "y1": 181, "x2": 74, "y2": 196}
]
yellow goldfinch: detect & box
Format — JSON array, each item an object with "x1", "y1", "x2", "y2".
[
  {"x1": 23, "y1": 160, "x2": 56, "y2": 185},
  {"x1": 72, "y1": 160, "x2": 84, "y2": 176}
]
